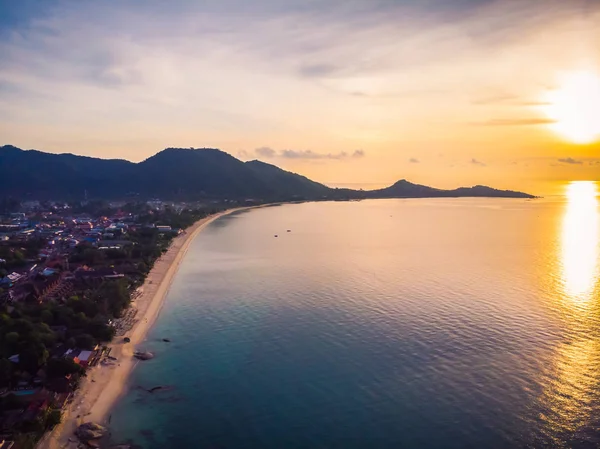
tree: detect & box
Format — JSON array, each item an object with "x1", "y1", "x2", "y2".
[
  {"x1": 0, "y1": 392, "x2": 20, "y2": 410},
  {"x1": 19, "y1": 342, "x2": 49, "y2": 374},
  {"x1": 12, "y1": 250, "x2": 25, "y2": 266},
  {"x1": 86, "y1": 320, "x2": 115, "y2": 342},
  {"x1": 13, "y1": 318, "x2": 34, "y2": 335},
  {"x1": 47, "y1": 358, "x2": 84, "y2": 378},
  {"x1": 40, "y1": 309, "x2": 53, "y2": 324},
  {"x1": 93, "y1": 279, "x2": 131, "y2": 317},
  {"x1": 46, "y1": 409, "x2": 62, "y2": 428},
  {"x1": 0, "y1": 358, "x2": 13, "y2": 387},
  {"x1": 5, "y1": 331, "x2": 20, "y2": 345},
  {"x1": 14, "y1": 433, "x2": 38, "y2": 449},
  {"x1": 106, "y1": 248, "x2": 128, "y2": 260},
  {"x1": 38, "y1": 331, "x2": 56, "y2": 347},
  {"x1": 75, "y1": 334, "x2": 95, "y2": 350}
]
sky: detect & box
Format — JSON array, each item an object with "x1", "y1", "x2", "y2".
[{"x1": 1, "y1": 0, "x2": 600, "y2": 195}]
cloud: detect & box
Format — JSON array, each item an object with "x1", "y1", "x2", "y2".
[
  {"x1": 470, "y1": 158, "x2": 486, "y2": 166},
  {"x1": 558, "y1": 157, "x2": 583, "y2": 165},
  {"x1": 0, "y1": 0, "x2": 598, "y2": 161},
  {"x1": 254, "y1": 147, "x2": 365, "y2": 160},
  {"x1": 471, "y1": 94, "x2": 552, "y2": 107},
  {"x1": 471, "y1": 93, "x2": 518, "y2": 105},
  {"x1": 513, "y1": 101, "x2": 551, "y2": 107},
  {"x1": 299, "y1": 64, "x2": 340, "y2": 78},
  {"x1": 409, "y1": 157, "x2": 420, "y2": 163},
  {"x1": 255, "y1": 146, "x2": 276, "y2": 157},
  {"x1": 471, "y1": 118, "x2": 555, "y2": 126},
  {"x1": 280, "y1": 149, "x2": 363, "y2": 160}
]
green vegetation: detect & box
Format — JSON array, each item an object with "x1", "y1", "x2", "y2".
[
  {"x1": 0, "y1": 196, "x2": 235, "y2": 446},
  {"x1": 0, "y1": 238, "x2": 47, "y2": 269},
  {"x1": 0, "y1": 145, "x2": 333, "y2": 201}
]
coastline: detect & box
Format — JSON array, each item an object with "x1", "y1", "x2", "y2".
[{"x1": 38, "y1": 207, "x2": 247, "y2": 449}]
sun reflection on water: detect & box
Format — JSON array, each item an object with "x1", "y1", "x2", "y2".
[
  {"x1": 561, "y1": 181, "x2": 599, "y2": 301},
  {"x1": 536, "y1": 181, "x2": 600, "y2": 445}
]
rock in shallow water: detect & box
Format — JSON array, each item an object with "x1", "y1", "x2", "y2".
[
  {"x1": 76, "y1": 422, "x2": 106, "y2": 441},
  {"x1": 133, "y1": 350, "x2": 154, "y2": 360}
]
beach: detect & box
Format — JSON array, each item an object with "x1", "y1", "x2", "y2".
[{"x1": 37, "y1": 208, "x2": 243, "y2": 449}]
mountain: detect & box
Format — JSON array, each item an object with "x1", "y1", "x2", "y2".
[
  {"x1": 364, "y1": 179, "x2": 533, "y2": 199},
  {"x1": 0, "y1": 145, "x2": 534, "y2": 200},
  {"x1": 245, "y1": 160, "x2": 331, "y2": 198},
  {"x1": 0, "y1": 146, "x2": 330, "y2": 201},
  {"x1": 130, "y1": 148, "x2": 274, "y2": 199},
  {"x1": 365, "y1": 179, "x2": 441, "y2": 198},
  {"x1": 0, "y1": 145, "x2": 134, "y2": 198}
]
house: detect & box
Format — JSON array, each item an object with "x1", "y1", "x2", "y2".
[
  {"x1": 16, "y1": 228, "x2": 35, "y2": 239},
  {"x1": 74, "y1": 267, "x2": 124, "y2": 286},
  {"x1": 75, "y1": 350, "x2": 93, "y2": 367},
  {"x1": 41, "y1": 268, "x2": 58, "y2": 277},
  {"x1": 8, "y1": 283, "x2": 35, "y2": 302},
  {"x1": 38, "y1": 249, "x2": 53, "y2": 259},
  {"x1": 6, "y1": 272, "x2": 22, "y2": 284},
  {"x1": 156, "y1": 225, "x2": 172, "y2": 232}
]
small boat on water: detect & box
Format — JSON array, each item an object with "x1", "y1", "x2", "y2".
[
  {"x1": 274, "y1": 235, "x2": 278, "y2": 237},
  {"x1": 287, "y1": 230, "x2": 291, "y2": 232}
]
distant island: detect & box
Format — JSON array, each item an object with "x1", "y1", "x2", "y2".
[{"x1": 0, "y1": 145, "x2": 535, "y2": 201}]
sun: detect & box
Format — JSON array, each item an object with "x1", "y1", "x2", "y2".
[{"x1": 542, "y1": 71, "x2": 600, "y2": 144}]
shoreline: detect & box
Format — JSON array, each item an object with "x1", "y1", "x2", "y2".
[{"x1": 38, "y1": 207, "x2": 248, "y2": 449}]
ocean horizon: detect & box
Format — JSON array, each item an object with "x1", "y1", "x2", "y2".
[{"x1": 109, "y1": 194, "x2": 600, "y2": 448}]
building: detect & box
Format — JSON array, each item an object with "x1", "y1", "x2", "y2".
[{"x1": 75, "y1": 350, "x2": 93, "y2": 367}]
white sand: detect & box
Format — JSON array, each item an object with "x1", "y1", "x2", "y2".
[{"x1": 38, "y1": 208, "x2": 245, "y2": 449}]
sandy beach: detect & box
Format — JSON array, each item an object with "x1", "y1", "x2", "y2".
[{"x1": 38, "y1": 208, "x2": 244, "y2": 449}]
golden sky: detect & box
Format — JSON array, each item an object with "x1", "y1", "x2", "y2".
[{"x1": 1, "y1": 0, "x2": 599, "y2": 195}]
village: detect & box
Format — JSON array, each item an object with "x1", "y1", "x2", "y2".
[{"x1": 0, "y1": 199, "x2": 229, "y2": 449}]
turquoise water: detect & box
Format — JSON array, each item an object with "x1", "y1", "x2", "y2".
[{"x1": 109, "y1": 196, "x2": 600, "y2": 448}]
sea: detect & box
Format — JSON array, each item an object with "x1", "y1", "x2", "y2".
[{"x1": 109, "y1": 183, "x2": 600, "y2": 449}]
